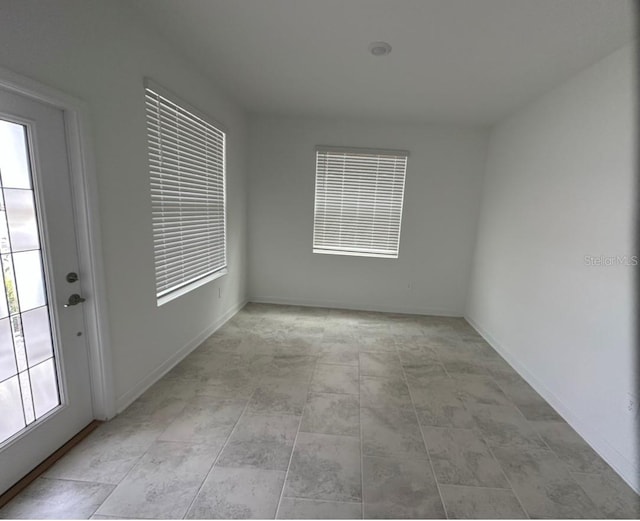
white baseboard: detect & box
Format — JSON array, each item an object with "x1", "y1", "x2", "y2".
[
  {"x1": 249, "y1": 295, "x2": 462, "y2": 318},
  {"x1": 114, "y1": 299, "x2": 248, "y2": 414},
  {"x1": 465, "y1": 314, "x2": 640, "y2": 494}
]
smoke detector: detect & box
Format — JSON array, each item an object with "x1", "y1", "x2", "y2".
[{"x1": 368, "y1": 41, "x2": 392, "y2": 56}]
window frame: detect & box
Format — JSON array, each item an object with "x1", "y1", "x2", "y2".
[
  {"x1": 144, "y1": 78, "x2": 228, "y2": 306},
  {"x1": 312, "y1": 145, "x2": 409, "y2": 259}
]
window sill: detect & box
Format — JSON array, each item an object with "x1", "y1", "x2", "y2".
[
  {"x1": 313, "y1": 248, "x2": 398, "y2": 259},
  {"x1": 156, "y1": 268, "x2": 228, "y2": 306}
]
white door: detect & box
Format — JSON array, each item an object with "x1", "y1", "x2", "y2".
[{"x1": 0, "y1": 88, "x2": 94, "y2": 494}]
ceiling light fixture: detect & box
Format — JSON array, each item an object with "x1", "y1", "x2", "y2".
[{"x1": 368, "y1": 41, "x2": 392, "y2": 56}]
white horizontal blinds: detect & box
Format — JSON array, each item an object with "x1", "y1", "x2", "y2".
[
  {"x1": 146, "y1": 85, "x2": 227, "y2": 298},
  {"x1": 313, "y1": 147, "x2": 408, "y2": 258}
]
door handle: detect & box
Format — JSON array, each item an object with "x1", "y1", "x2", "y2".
[{"x1": 64, "y1": 294, "x2": 86, "y2": 307}]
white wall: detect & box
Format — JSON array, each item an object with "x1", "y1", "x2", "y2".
[
  {"x1": 0, "y1": 0, "x2": 248, "y2": 411},
  {"x1": 467, "y1": 44, "x2": 638, "y2": 490},
  {"x1": 248, "y1": 116, "x2": 487, "y2": 315}
]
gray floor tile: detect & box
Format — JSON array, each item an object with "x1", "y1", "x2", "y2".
[
  {"x1": 421, "y1": 330, "x2": 463, "y2": 349},
  {"x1": 284, "y1": 432, "x2": 361, "y2": 502},
  {"x1": 362, "y1": 456, "x2": 445, "y2": 519},
  {"x1": 409, "y1": 376, "x2": 475, "y2": 429},
  {"x1": 263, "y1": 355, "x2": 316, "y2": 381},
  {"x1": 441, "y1": 359, "x2": 490, "y2": 376},
  {"x1": 397, "y1": 345, "x2": 441, "y2": 365},
  {"x1": 361, "y1": 406, "x2": 427, "y2": 459},
  {"x1": 517, "y1": 401, "x2": 562, "y2": 421},
  {"x1": 6, "y1": 304, "x2": 635, "y2": 521},
  {"x1": 0, "y1": 478, "x2": 114, "y2": 520},
  {"x1": 199, "y1": 332, "x2": 244, "y2": 353},
  {"x1": 271, "y1": 341, "x2": 321, "y2": 357},
  {"x1": 454, "y1": 375, "x2": 512, "y2": 407},
  {"x1": 469, "y1": 403, "x2": 548, "y2": 451},
  {"x1": 158, "y1": 396, "x2": 245, "y2": 446},
  {"x1": 439, "y1": 484, "x2": 527, "y2": 519},
  {"x1": 310, "y1": 364, "x2": 359, "y2": 395},
  {"x1": 388, "y1": 323, "x2": 426, "y2": 339},
  {"x1": 483, "y1": 357, "x2": 520, "y2": 378},
  {"x1": 96, "y1": 441, "x2": 218, "y2": 519},
  {"x1": 454, "y1": 328, "x2": 486, "y2": 343},
  {"x1": 232, "y1": 336, "x2": 275, "y2": 357},
  {"x1": 403, "y1": 363, "x2": 449, "y2": 384},
  {"x1": 422, "y1": 427, "x2": 508, "y2": 487},
  {"x1": 415, "y1": 404, "x2": 475, "y2": 430},
  {"x1": 169, "y1": 352, "x2": 254, "y2": 383},
  {"x1": 217, "y1": 413, "x2": 299, "y2": 470},
  {"x1": 318, "y1": 344, "x2": 359, "y2": 366},
  {"x1": 164, "y1": 358, "x2": 208, "y2": 383},
  {"x1": 119, "y1": 377, "x2": 194, "y2": 425},
  {"x1": 186, "y1": 467, "x2": 285, "y2": 519},
  {"x1": 44, "y1": 416, "x2": 164, "y2": 484},
  {"x1": 572, "y1": 470, "x2": 640, "y2": 518},
  {"x1": 492, "y1": 446, "x2": 603, "y2": 518},
  {"x1": 456, "y1": 340, "x2": 501, "y2": 361},
  {"x1": 196, "y1": 374, "x2": 258, "y2": 399},
  {"x1": 300, "y1": 392, "x2": 359, "y2": 436},
  {"x1": 359, "y1": 351, "x2": 403, "y2": 378},
  {"x1": 531, "y1": 420, "x2": 610, "y2": 473},
  {"x1": 277, "y1": 498, "x2": 361, "y2": 519},
  {"x1": 357, "y1": 334, "x2": 396, "y2": 352},
  {"x1": 396, "y1": 334, "x2": 433, "y2": 351},
  {"x1": 323, "y1": 330, "x2": 360, "y2": 345},
  {"x1": 248, "y1": 377, "x2": 309, "y2": 415},
  {"x1": 492, "y1": 372, "x2": 561, "y2": 421},
  {"x1": 360, "y1": 376, "x2": 413, "y2": 409},
  {"x1": 292, "y1": 323, "x2": 326, "y2": 336},
  {"x1": 391, "y1": 335, "x2": 428, "y2": 348}
]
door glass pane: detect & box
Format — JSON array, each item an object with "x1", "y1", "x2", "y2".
[
  {"x1": 0, "y1": 377, "x2": 25, "y2": 442},
  {"x1": 0, "y1": 120, "x2": 31, "y2": 189},
  {"x1": 5, "y1": 189, "x2": 40, "y2": 252},
  {"x1": 2, "y1": 254, "x2": 19, "y2": 315},
  {"x1": 0, "y1": 317, "x2": 16, "y2": 381},
  {"x1": 0, "y1": 119, "x2": 60, "y2": 445},
  {"x1": 30, "y1": 359, "x2": 59, "y2": 419},
  {"x1": 13, "y1": 250, "x2": 46, "y2": 311},
  {"x1": 0, "y1": 196, "x2": 10, "y2": 255},
  {"x1": 0, "y1": 274, "x2": 7, "y2": 319},
  {"x1": 22, "y1": 306, "x2": 53, "y2": 368}
]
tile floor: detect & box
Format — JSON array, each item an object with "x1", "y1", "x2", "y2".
[{"x1": 1, "y1": 303, "x2": 638, "y2": 519}]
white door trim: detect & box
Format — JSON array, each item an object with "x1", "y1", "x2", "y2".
[{"x1": 0, "y1": 65, "x2": 115, "y2": 420}]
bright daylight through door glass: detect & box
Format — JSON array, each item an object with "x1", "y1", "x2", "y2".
[{"x1": 0, "y1": 119, "x2": 60, "y2": 445}]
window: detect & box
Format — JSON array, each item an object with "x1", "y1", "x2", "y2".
[
  {"x1": 145, "y1": 79, "x2": 227, "y2": 305},
  {"x1": 313, "y1": 146, "x2": 409, "y2": 258}
]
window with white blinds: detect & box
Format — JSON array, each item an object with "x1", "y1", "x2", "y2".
[
  {"x1": 313, "y1": 146, "x2": 408, "y2": 259},
  {"x1": 145, "y1": 80, "x2": 227, "y2": 305}
]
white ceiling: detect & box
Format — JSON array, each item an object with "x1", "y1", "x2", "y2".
[{"x1": 130, "y1": 0, "x2": 635, "y2": 125}]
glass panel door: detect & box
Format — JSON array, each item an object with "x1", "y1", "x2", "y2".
[
  {"x1": 0, "y1": 85, "x2": 93, "y2": 496},
  {"x1": 0, "y1": 119, "x2": 61, "y2": 446}
]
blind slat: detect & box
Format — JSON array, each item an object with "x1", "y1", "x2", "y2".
[
  {"x1": 146, "y1": 84, "x2": 227, "y2": 299},
  {"x1": 313, "y1": 147, "x2": 407, "y2": 259}
]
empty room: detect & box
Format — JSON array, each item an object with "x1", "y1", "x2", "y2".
[{"x1": 0, "y1": 0, "x2": 637, "y2": 518}]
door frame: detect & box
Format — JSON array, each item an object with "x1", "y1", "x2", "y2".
[{"x1": 0, "y1": 65, "x2": 115, "y2": 420}]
